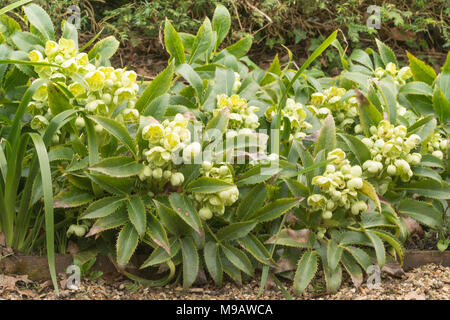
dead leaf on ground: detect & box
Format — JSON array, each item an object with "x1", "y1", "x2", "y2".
[
  {"x1": 0, "y1": 274, "x2": 32, "y2": 290},
  {"x1": 273, "y1": 257, "x2": 295, "y2": 274},
  {"x1": 401, "y1": 216, "x2": 423, "y2": 236},
  {"x1": 382, "y1": 263, "x2": 406, "y2": 278},
  {"x1": 286, "y1": 228, "x2": 310, "y2": 244}
]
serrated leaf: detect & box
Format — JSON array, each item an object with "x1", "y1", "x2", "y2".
[
  {"x1": 398, "y1": 199, "x2": 443, "y2": 229},
  {"x1": 89, "y1": 156, "x2": 144, "y2": 178},
  {"x1": 407, "y1": 51, "x2": 436, "y2": 85},
  {"x1": 337, "y1": 133, "x2": 371, "y2": 165},
  {"x1": 224, "y1": 35, "x2": 252, "y2": 58},
  {"x1": 185, "y1": 177, "x2": 234, "y2": 193},
  {"x1": 88, "y1": 115, "x2": 136, "y2": 158},
  {"x1": 327, "y1": 239, "x2": 343, "y2": 270},
  {"x1": 314, "y1": 114, "x2": 336, "y2": 156},
  {"x1": 396, "y1": 179, "x2": 450, "y2": 200},
  {"x1": 127, "y1": 196, "x2": 146, "y2": 237},
  {"x1": 168, "y1": 193, "x2": 203, "y2": 236},
  {"x1": 86, "y1": 206, "x2": 128, "y2": 237},
  {"x1": 341, "y1": 251, "x2": 363, "y2": 288},
  {"x1": 153, "y1": 200, "x2": 190, "y2": 236},
  {"x1": 344, "y1": 246, "x2": 373, "y2": 272},
  {"x1": 180, "y1": 237, "x2": 199, "y2": 290},
  {"x1": 236, "y1": 184, "x2": 267, "y2": 220},
  {"x1": 204, "y1": 241, "x2": 223, "y2": 286},
  {"x1": 23, "y1": 4, "x2": 55, "y2": 41},
  {"x1": 140, "y1": 239, "x2": 179, "y2": 269},
  {"x1": 293, "y1": 250, "x2": 317, "y2": 295},
  {"x1": 164, "y1": 19, "x2": 185, "y2": 65},
  {"x1": 53, "y1": 189, "x2": 94, "y2": 208},
  {"x1": 212, "y1": 4, "x2": 231, "y2": 50},
  {"x1": 359, "y1": 180, "x2": 381, "y2": 213},
  {"x1": 221, "y1": 244, "x2": 253, "y2": 276},
  {"x1": 216, "y1": 220, "x2": 257, "y2": 242},
  {"x1": 375, "y1": 39, "x2": 397, "y2": 66},
  {"x1": 88, "y1": 36, "x2": 119, "y2": 63},
  {"x1": 248, "y1": 198, "x2": 299, "y2": 222},
  {"x1": 364, "y1": 230, "x2": 385, "y2": 267},
  {"x1": 237, "y1": 233, "x2": 273, "y2": 266},
  {"x1": 81, "y1": 196, "x2": 125, "y2": 219},
  {"x1": 146, "y1": 213, "x2": 171, "y2": 255},
  {"x1": 116, "y1": 223, "x2": 139, "y2": 267}
]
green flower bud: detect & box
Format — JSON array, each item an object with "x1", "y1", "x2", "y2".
[
  {"x1": 199, "y1": 207, "x2": 213, "y2": 220},
  {"x1": 94, "y1": 124, "x2": 103, "y2": 133},
  {"x1": 31, "y1": 115, "x2": 49, "y2": 131},
  {"x1": 170, "y1": 172, "x2": 184, "y2": 186},
  {"x1": 152, "y1": 168, "x2": 163, "y2": 180},
  {"x1": 75, "y1": 117, "x2": 85, "y2": 128},
  {"x1": 202, "y1": 161, "x2": 213, "y2": 171},
  {"x1": 163, "y1": 170, "x2": 172, "y2": 180},
  {"x1": 387, "y1": 164, "x2": 396, "y2": 175},
  {"x1": 347, "y1": 177, "x2": 363, "y2": 189},
  {"x1": 432, "y1": 150, "x2": 443, "y2": 159},
  {"x1": 322, "y1": 211, "x2": 333, "y2": 220}
]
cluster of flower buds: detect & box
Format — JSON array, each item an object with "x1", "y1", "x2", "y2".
[
  {"x1": 423, "y1": 132, "x2": 447, "y2": 160},
  {"x1": 233, "y1": 72, "x2": 242, "y2": 92},
  {"x1": 27, "y1": 38, "x2": 140, "y2": 133},
  {"x1": 140, "y1": 114, "x2": 197, "y2": 188},
  {"x1": 307, "y1": 149, "x2": 368, "y2": 221},
  {"x1": 216, "y1": 94, "x2": 260, "y2": 130},
  {"x1": 374, "y1": 62, "x2": 412, "y2": 85},
  {"x1": 190, "y1": 161, "x2": 239, "y2": 220},
  {"x1": 67, "y1": 223, "x2": 90, "y2": 238},
  {"x1": 361, "y1": 120, "x2": 421, "y2": 182},
  {"x1": 308, "y1": 87, "x2": 359, "y2": 132},
  {"x1": 265, "y1": 98, "x2": 312, "y2": 141}
]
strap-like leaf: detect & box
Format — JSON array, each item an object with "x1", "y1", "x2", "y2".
[
  {"x1": 127, "y1": 196, "x2": 146, "y2": 237},
  {"x1": 180, "y1": 237, "x2": 199, "y2": 290},
  {"x1": 116, "y1": 223, "x2": 139, "y2": 267}
]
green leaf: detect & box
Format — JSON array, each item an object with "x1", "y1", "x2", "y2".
[
  {"x1": 28, "y1": 133, "x2": 58, "y2": 294},
  {"x1": 283, "y1": 178, "x2": 309, "y2": 198},
  {"x1": 23, "y1": 4, "x2": 55, "y2": 41},
  {"x1": 53, "y1": 189, "x2": 94, "y2": 208},
  {"x1": 89, "y1": 156, "x2": 144, "y2": 178},
  {"x1": 260, "y1": 54, "x2": 281, "y2": 86},
  {"x1": 216, "y1": 220, "x2": 257, "y2": 242},
  {"x1": 293, "y1": 250, "x2": 318, "y2": 295},
  {"x1": 140, "y1": 239, "x2": 179, "y2": 268},
  {"x1": 204, "y1": 107, "x2": 229, "y2": 141},
  {"x1": 248, "y1": 198, "x2": 299, "y2": 222},
  {"x1": 146, "y1": 213, "x2": 170, "y2": 254},
  {"x1": 375, "y1": 39, "x2": 397, "y2": 66},
  {"x1": 432, "y1": 85, "x2": 450, "y2": 123},
  {"x1": 62, "y1": 21, "x2": 78, "y2": 48},
  {"x1": 337, "y1": 133, "x2": 371, "y2": 165},
  {"x1": 185, "y1": 177, "x2": 234, "y2": 193},
  {"x1": 327, "y1": 239, "x2": 343, "y2": 270},
  {"x1": 81, "y1": 196, "x2": 125, "y2": 219},
  {"x1": 407, "y1": 51, "x2": 436, "y2": 85},
  {"x1": 412, "y1": 167, "x2": 442, "y2": 184},
  {"x1": 86, "y1": 173, "x2": 134, "y2": 195},
  {"x1": 396, "y1": 180, "x2": 450, "y2": 200},
  {"x1": 176, "y1": 63, "x2": 203, "y2": 98},
  {"x1": 224, "y1": 35, "x2": 252, "y2": 58},
  {"x1": 212, "y1": 4, "x2": 231, "y2": 50},
  {"x1": 364, "y1": 230, "x2": 385, "y2": 267},
  {"x1": 116, "y1": 223, "x2": 139, "y2": 267},
  {"x1": 88, "y1": 115, "x2": 136, "y2": 158},
  {"x1": 235, "y1": 184, "x2": 267, "y2": 220},
  {"x1": 356, "y1": 90, "x2": 382, "y2": 136},
  {"x1": 164, "y1": 19, "x2": 185, "y2": 65},
  {"x1": 349, "y1": 49, "x2": 373, "y2": 70},
  {"x1": 359, "y1": 180, "x2": 381, "y2": 213},
  {"x1": 204, "y1": 241, "x2": 223, "y2": 286},
  {"x1": 341, "y1": 251, "x2": 363, "y2": 288},
  {"x1": 88, "y1": 36, "x2": 119, "y2": 63},
  {"x1": 399, "y1": 82, "x2": 433, "y2": 96},
  {"x1": 265, "y1": 229, "x2": 312, "y2": 248},
  {"x1": 127, "y1": 196, "x2": 146, "y2": 237},
  {"x1": 238, "y1": 233, "x2": 273, "y2": 266},
  {"x1": 398, "y1": 199, "x2": 443, "y2": 229},
  {"x1": 154, "y1": 200, "x2": 191, "y2": 236},
  {"x1": 0, "y1": 0, "x2": 32, "y2": 16},
  {"x1": 168, "y1": 193, "x2": 203, "y2": 236},
  {"x1": 221, "y1": 243, "x2": 253, "y2": 276},
  {"x1": 180, "y1": 237, "x2": 199, "y2": 290},
  {"x1": 344, "y1": 246, "x2": 372, "y2": 272},
  {"x1": 136, "y1": 62, "x2": 174, "y2": 112},
  {"x1": 189, "y1": 17, "x2": 213, "y2": 63},
  {"x1": 314, "y1": 114, "x2": 336, "y2": 156},
  {"x1": 371, "y1": 230, "x2": 404, "y2": 265},
  {"x1": 47, "y1": 83, "x2": 71, "y2": 116},
  {"x1": 87, "y1": 206, "x2": 128, "y2": 236}
]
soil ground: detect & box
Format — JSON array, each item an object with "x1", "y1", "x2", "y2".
[{"x1": 0, "y1": 263, "x2": 448, "y2": 300}]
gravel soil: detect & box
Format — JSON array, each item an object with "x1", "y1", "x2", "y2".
[{"x1": 0, "y1": 263, "x2": 448, "y2": 300}]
